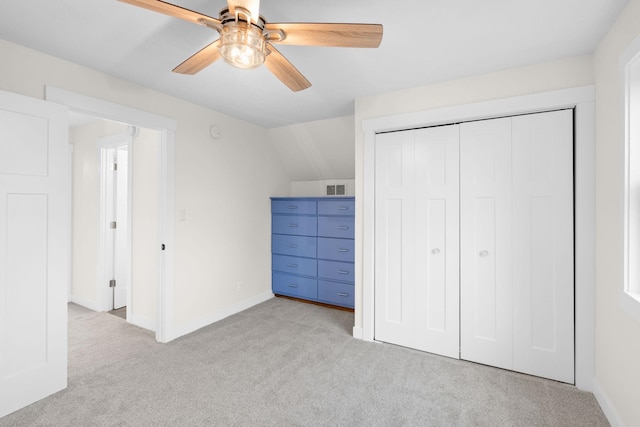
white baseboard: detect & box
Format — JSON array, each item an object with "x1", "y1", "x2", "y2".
[
  {"x1": 69, "y1": 294, "x2": 100, "y2": 311},
  {"x1": 352, "y1": 326, "x2": 363, "y2": 339},
  {"x1": 593, "y1": 379, "x2": 625, "y2": 427},
  {"x1": 170, "y1": 292, "x2": 274, "y2": 340},
  {"x1": 128, "y1": 313, "x2": 155, "y2": 332}
]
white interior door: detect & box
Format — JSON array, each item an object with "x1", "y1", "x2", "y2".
[
  {"x1": 511, "y1": 110, "x2": 574, "y2": 383},
  {"x1": 113, "y1": 146, "x2": 129, "y2": 310},
  {"x1": 100, "y1": 141, "x2": 130, "y2": 312},
  {"x1": 0, "y1": 90, "x2": 69, "y2": 417},
  {"x1": 459, "y1": 117, "x2": 513, "y2": 370},
  {"x1": 374, "y1": 125, "x2": 460, "y2": 358}
]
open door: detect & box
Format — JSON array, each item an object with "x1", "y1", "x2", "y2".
[
  {"x1": 100, "y1": 140, "x2": 131, "y2": 312},
  {"x1": 0, "y1": 90, "x2": 69, "y2": 417}
]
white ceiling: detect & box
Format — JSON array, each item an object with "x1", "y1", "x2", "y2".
[{"x1": 0, "y1": 0, "x2": 629, "y2": 128}]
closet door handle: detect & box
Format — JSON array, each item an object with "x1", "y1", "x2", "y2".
[
  {"x1": 480, "y1": 250, "x2": 489, "y2": 257},
  {"x1": 432, "y1": 248, "x2": 440, "y2": 254}
]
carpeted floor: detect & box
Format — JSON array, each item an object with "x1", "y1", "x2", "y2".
[{"x1": 0, "y1": 297, "x2": 609, "y2": 426}]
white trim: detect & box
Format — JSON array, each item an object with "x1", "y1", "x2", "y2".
[
  {"x1": 620, "y1": 35, "x2": 640, "y2": 323},
  {"x1": 45, "y1": 86, "x2": 176, "y2": 343},
  {"x1": 157, "y1": 129, "x2": 176, "y2": 342},
  {"x1": 128, "y1": 313, "x2": 156, "y2": 332},
  {"x1": 360, "y1": 85, "x2": 595, "y2": 391},
  {"x1": 69, "y1": 294, "x2": 101, "y2": 312},
  {"x1": 352, "y1": 326, "x2": 363, "y2": 339},
  {"x1": 593, "y1": 379, "x2": 625, "y2": 427},
  {"x1": 172, "y1": 292, "x2": 274, "y2": 339},
  {"x1": 45, "y1": 87, "x2": 177, "y2": 131}
]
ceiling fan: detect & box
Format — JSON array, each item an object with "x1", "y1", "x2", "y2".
[{"x1": 119, "y1": 0, "x2": 383, "y2": 91}]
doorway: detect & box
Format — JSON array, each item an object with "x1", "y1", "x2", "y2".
[{"x1": 47, "y1": 86, "x2": 177, "y2": 343}]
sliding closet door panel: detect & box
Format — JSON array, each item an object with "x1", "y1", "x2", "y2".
[
  {"x1": 375, "y1": 125, "x2": 460, "y2": 358},
  {"x1": 511, "y1": 110, "x2": 574, "y2": 383},
  {"x1": 460, "y1": 117, "x2": 513, "y2": 370}
]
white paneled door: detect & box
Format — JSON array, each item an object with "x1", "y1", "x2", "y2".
[
  {"x1": 0, "y1": 90, "x2": 69, "y2": 417},
  {"x1": 459, "y1": 117, "x2": 514, "y2": 371},
  {"x1": 374, "y1": 110, "x2": 574, "y2": 383},
  {"x1": 510, "y1": 110, "x2": 574, "y2": 383},
  {"x1": 374, "y1": 125, "x2": 460, "y2": 359}
]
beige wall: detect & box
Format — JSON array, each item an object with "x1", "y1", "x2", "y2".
[
  {"x1": 268, "y1": 115, "x2": 356, "y2": 181},
  {"x1": 131, "y1": 127, "x2": 160, "y2": 326},
  {"x1": 0, "y1": 39, "x2": 291, "y2": 336},
  {"x1": 593, "y1": 0, "x2": 640, "y2": 424}
]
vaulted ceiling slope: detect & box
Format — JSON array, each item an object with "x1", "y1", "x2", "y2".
[{"x1": 0, "y1": 0, "x2": 629, "y2": 128}]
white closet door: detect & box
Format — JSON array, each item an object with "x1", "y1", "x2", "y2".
[
  {"x1": 459, "y1": 117, "x2": 513, "y2": 370},
  {"x1": 374, "y1": 125, "x2": 460, "y2": 358},
  {"x1": 511, "y1": 110, "x2": 574, "y2": 383}
]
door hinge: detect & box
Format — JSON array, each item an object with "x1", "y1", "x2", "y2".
[
  {"x1": 109, "y1": 279, "x2": 116, "y2": 288},
  {"x1": 110, "y1": 221, "x2": 117, "y2": 229},
  {"x1": 111, "y1": 162, "x2": 118, "y2": 171}
]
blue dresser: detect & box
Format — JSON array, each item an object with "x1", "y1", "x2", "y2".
[{"x1": 271, "y1": 197, "x2": 355, "y2": 309}]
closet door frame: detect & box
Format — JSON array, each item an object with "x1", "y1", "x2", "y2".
[{"x1": 361, "y1": 86, "x2": 595, "y2": 392}]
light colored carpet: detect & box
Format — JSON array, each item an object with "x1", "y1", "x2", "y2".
[{"x1": 0, "y1": 297, "x2": 609, "y2": 426}]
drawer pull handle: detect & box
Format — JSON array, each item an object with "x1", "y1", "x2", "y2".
[
  {"x1": 288, "y1": 283, "x2": 298, "y2": 288},
  {"x1": 337, "y1": 292, "x2": 349, "y2": 297},
  {"x1": 337, "y1": 207, "x2": 349, "y2": 210},
  {"x1": 337, "y1": 248, "x2": 349, "y2": 253},
  {"x1": 338, "y1": 226, "x2": 349, "y2": 230},
  {"x1": 287, "y1": 264, "x2": 298, "y2": 268},
  {"x1": 287, "y1": 244, "x2": 298, "y2": 248},
  {"x1": 338, "y1": 270, "x2": 350, "y2": 275},
  {"x1": 287, "y1": 206, "x2": 298, "y2": 210},
  {"x1": 288, "y1": 224, "x2": 298, "y2": 227}
]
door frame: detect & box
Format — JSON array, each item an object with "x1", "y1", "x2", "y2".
[
  {"x1": 361, "y1": 85, "x2": 595, "y2": 391},
  {"x1": 97, "y1": 133, "x2": 133, "y2": 315},
  {"x1": 45, "y1": 86, "x2": 176, "y2": 343}
]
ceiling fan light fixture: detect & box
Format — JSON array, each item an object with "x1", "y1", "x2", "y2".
[{"x1": 219, "y1": 23, "x2": 265, "y2": 69}]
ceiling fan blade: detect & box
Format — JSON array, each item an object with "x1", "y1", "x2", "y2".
[
  {"x1": 264, "y1": 23, "x2": 383, "y2": 48},
  {"x1": 264, "y1": 44, "x2": 311, "y2": 92},
  {"x1": 119, "y1": 0, "x2": 221, "y2": 29},
  {"x1": 172, "y1": 40, "x2": 221, "y2": 75},
  {"x1": 227, "y1": 0, "x2": 260, "y2": 23}
]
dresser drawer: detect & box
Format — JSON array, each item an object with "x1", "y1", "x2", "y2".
[
  {"x1": 272, "y1": 199, "x2": 317, "y2": 215},
  {"x1": 272, "y1": 273, "x2": 317, "y2": 300},
  {"x1": 318, "y1": 199, "x2": 355, "y2": 216},
  {"x1": 272, "y1": 235, "x2": 316, "y2": 258},
  {"x1": 272, "y1": 215, "x2": 317, "y2": 236},
  {"x1": 318, "y1": 280, "x2": 354, "y2": 308},
  {"x1": 318, "y1": 260, "x2": 354, "y2": 283},
  {"x1": 317, "y1": 238, "x2": 354, "y2": 262},
  {"x1": 272, "y1": 254, "x2": 317, "y2": 276},
  {"x1": 318, "y1": 216, "x2": 354, "y2": 239}
]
